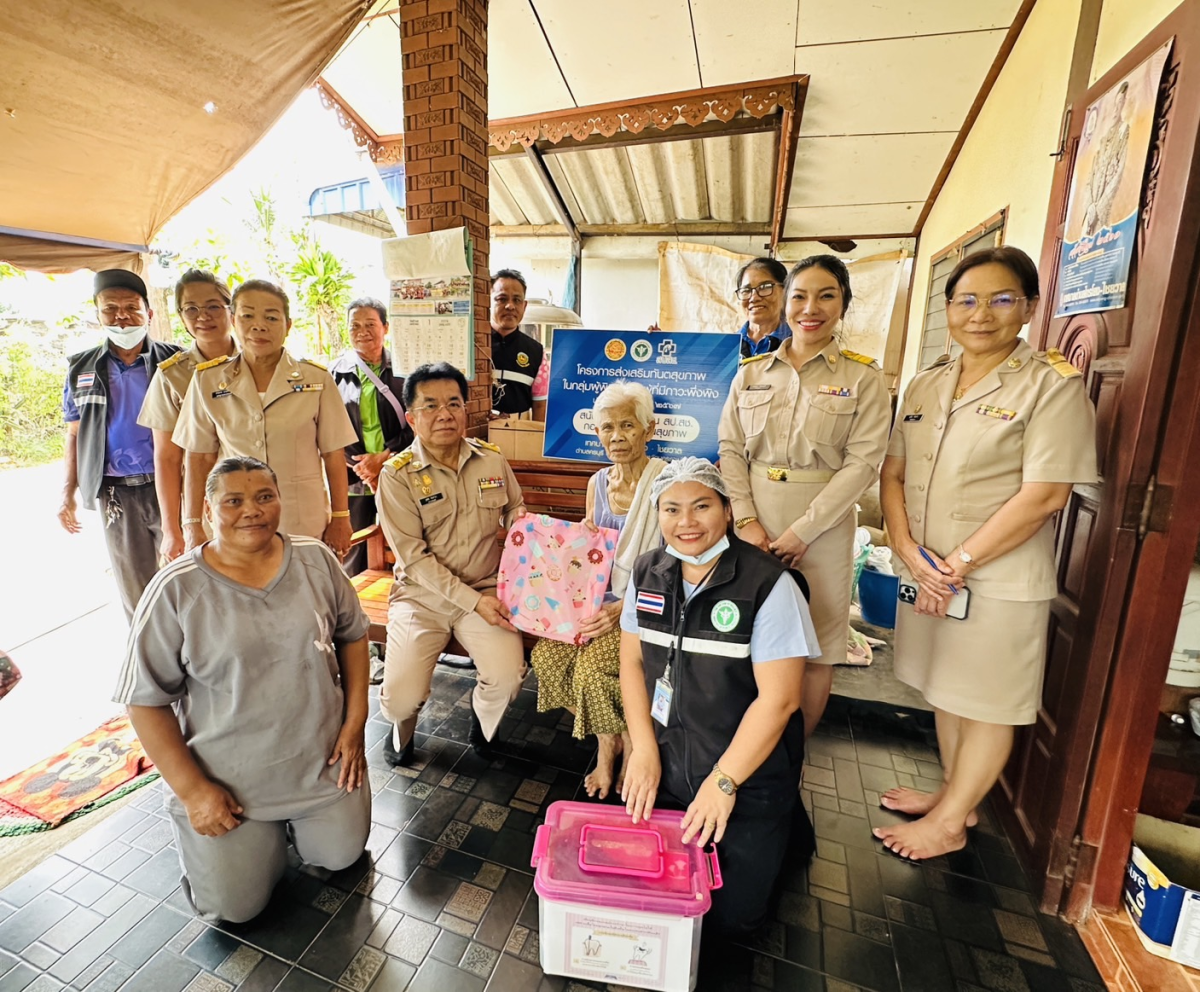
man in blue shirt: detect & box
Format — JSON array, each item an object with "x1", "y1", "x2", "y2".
[{"x1": 58, "y1": 270, "x2": 181, "y2": 620}]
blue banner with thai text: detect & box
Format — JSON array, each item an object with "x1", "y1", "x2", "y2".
[{"x1": 543, "y1": 330, "x2": 741, "y2": 462}]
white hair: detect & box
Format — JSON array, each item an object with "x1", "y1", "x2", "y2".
[{"x1": 593, "y1": 380, "x2": 655, "y2": 428}]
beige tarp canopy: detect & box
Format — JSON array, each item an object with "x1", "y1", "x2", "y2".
[{"x1": 0, "y1": 0, "x2": 367, "y2": 273}]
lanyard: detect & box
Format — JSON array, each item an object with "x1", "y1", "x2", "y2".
[{"x1": 351, "y1": 353, "x2": 405, "y2": 422}]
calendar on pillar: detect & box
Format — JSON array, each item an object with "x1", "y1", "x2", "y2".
[{"x1": 382, "y1": 227, "x2": 475, "y2": 378}]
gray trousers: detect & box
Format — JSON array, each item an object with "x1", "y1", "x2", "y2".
[
  {"x1": 170, "y1": 785, "x2": 372, "y2": 924},
  {"x1": 99, "y1": 481, "x2": 162, "y2": 621}
]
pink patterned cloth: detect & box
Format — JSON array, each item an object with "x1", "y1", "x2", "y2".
[
  {"x1": 531, "y1": 353, "x2": 550, "y2": 401},
  {"x1": 497, "y1": 514, "x2": 618, "y2": 644}
]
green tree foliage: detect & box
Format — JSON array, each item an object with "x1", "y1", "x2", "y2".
[
  {"x1": 0, "y1": 340, "x2": 67, "y2": 466},
  {"x1": 290, "y1": 233, "x2": 353, "y2": 356}
]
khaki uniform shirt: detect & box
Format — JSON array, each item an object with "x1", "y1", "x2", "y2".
[
  {"x1": 888, "y1": 339, "x2": 1099, "y2": 601},
  {"x1": 375, "y1": 437, "x2": 524, "y2": 613},
  {"x1": 718, "y1": 337, "x2": 891, "y2": 543},
  {"x1": 137, "y1": 345, "x2": 213, "y2": 433},
  {"x1": 173, "y1": 351, "x2": 357, "y2": 539}
]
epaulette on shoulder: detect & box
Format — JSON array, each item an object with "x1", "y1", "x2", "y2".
[
  {"x1": 739, "y1": 352, "x2": 770, "y2": 365},
  {"x1": 387, "y1": 451, "x2": 415, "y2": 471},
  {"x1": 469, "y1": 438, "x2": 504, "y2": 455},
  {"x1": 1039, "y1": 348, "x2": 1082, "y2": 379},
  {"x1": 157, "y1": 351, "x2": 188, "y2": 371},
  {"x1": 840, "y1": 349, "x2": 878, "y2": 366},
  {"x1": 301, "y1": 357, "x2": 328, "y2": 371},
  {"x1": 195, "y1": 354, "x2": 232, "y2": 372}
]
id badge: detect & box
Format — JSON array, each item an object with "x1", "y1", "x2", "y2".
[{"x1": 651, "y1": 677, "x2": 673, "y2": 727}]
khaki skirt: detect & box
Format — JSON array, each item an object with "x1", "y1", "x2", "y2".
[
  {"x1": 893, "y1": 590, "x2": 1050, "y2": 725},
  {"x1": 750, "y1": 475, "x2": 854, "y2": 666}
]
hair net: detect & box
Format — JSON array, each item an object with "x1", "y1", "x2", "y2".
[{"x1": 650, "y1": 457, "x2": 729, "y2": 507}]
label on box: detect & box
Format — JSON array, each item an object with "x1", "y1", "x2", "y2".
[
  {"x1": 564, "y1": 911, "x2": 668, "y2": 986},
  {"x1": 1171, "y1": 890, "x2": 1200, "y2": 968}
]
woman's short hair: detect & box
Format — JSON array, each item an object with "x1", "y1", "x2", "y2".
[
  {"x1": 734, "y1": 257, "x2": 788, "y2": 291},
  {"x1": 232, "y1": 278, "x2": 291, "y2": 321},
  {"x1": 205, "y1": 456, "x2": 278, "y2": 501},
  {"x1": 945, "y1": 246, "x2": 1040, "y2": 302},
  {"x1": 174, "y1": 268, "x2": 232, "y2": 312},
  {"x1": 403, "y1": 361, "x2": 469, "y2": 407},
  {"x1": 348, "y1": 297, "x2": 388, "y2": 325},
  {"x1": 787, "y1": 254, "x2": 853, "y2": 310},
  {"x1": 593, "y1": 380, "x2": 655, "y2": 429}
]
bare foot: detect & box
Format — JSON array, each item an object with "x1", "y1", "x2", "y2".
[
  {"x1": 879, "y1": 787, "x2": 978, "y2": 828},
  {"x1": 873, "y1": 816, "x2": 967, "y2": 861},
  {"x1": 584, "y1": 734, "x2": 622, "y2": 799}
]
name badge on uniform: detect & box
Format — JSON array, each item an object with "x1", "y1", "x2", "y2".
[
  {"x1": 76, "y1": 372, "x2": 95, "y2": 388},
  {"x1": 294, "y1": 382, "x2": 323, "y2": 392},
  {"x1": 745, "y1": 384, "x2": 772, "y2": 391},
  {"x1": 818, "y1": 385, "x2": 852, "y2": 397},
  {"x1": 419, "y1": 492, "x2": 444, "y2": 506},
  {"x1": 212, "y1": 388, "x2": 232, "y2": 399},
  {"x1": 976, "y1": 404, "x2": 1017, "y2": 421},
  {"x1": 903, "y1": 413, "x2": 923, "y2": 422},
  {"x1": 651, "y1": 675, "x2": 673, "y2": 727},
  {"x1": 478, "y1": 477, "x2": 505, "y2": 492}
]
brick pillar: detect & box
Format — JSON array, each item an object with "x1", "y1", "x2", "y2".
[{"x1": 400, "y1": 0, "x2": 491, "y2": 432}]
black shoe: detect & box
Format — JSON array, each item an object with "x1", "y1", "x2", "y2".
[
  {"x1": 383, "y1": 728, "x2": 415, "y2": 768},
  {"x1": 469, "y1": 712, "x2": 494, "y2": 760}
]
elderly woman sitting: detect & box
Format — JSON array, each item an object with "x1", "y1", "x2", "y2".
[
  {"x1": 114, "y1": 456, "x2": 371, "y2": 923},
  {"x1": 530, "y1": 381, "x2": 667, "y2": 798}
]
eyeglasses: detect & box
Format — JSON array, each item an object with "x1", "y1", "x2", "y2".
[
  {"x1": 99, "y1": 305, "x2": 146, "y2": 318},
  {"x1": 181, "y1": 304, "x2": 230, "y2": 319},
  {"x1": 735, "y1": 282, "x2": 779, "y2": 301},
  {"x1": 948, "y1": 293, "x2": 1027, "y2": 313},
  {"x1": 413, "y1": 400, "x2": 466, "y2": 415}
]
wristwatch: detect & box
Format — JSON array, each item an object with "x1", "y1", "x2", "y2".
[
  {"x1": 956, "y1": 545, "x2": 975, "y2": 569},
  {"x1": 712, "y1": 764, "x2": 738, "y2": 796}
]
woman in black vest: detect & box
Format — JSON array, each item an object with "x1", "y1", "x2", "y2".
[{"x1": 618, "y1": 457, "x2": 818, "y2": 935}]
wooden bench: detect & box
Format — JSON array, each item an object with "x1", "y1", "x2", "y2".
[{"x1": 349, "y1": 458, "x2": 601, "y2": 652}]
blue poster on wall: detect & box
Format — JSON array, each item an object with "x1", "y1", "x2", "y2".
[{"x1": 543, "y1": 330, "x2": 741, "y2": 462}]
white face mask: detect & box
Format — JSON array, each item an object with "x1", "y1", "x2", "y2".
[
  {"x1": 666, "y1": 534, "x2": 729, "y2": 567},
  {"x1": 104, "y1": 325, "x2": 147, "y2": 350}
]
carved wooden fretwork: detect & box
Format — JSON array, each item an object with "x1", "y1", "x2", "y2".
[
  {"x1": 488, "y1": 76, "x2": 803, "y2": 152},
  {"x1": 1141, "y1": 55, "x2": 1180, "y2": 234},
  {"x1": 1057, "y1": 314, "x2": 1107, "y2": 382},
  {"x1": 316, "y1": 79, "x2": 398, "y2": 163}
]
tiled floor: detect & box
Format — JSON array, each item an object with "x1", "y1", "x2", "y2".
[{"x1": 0, "y1": 669, "x2": 1107, "y2": 992}]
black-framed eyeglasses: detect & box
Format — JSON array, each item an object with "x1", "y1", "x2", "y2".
[{"x1": 735, "y1": 282, "x2": 779, "y2": 301}]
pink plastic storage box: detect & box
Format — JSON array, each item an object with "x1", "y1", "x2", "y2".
[{"x1": 531, "y1": 801, "x2": 722, "y2": 992}]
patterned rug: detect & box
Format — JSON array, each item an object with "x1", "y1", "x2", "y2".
[{"x1": 0, "y1": 715, "x2": 158, "y2": 836}]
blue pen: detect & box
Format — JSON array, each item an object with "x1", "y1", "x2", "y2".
[{"x1": 917, "y1": 546, "x2": 959, "y2": 594}]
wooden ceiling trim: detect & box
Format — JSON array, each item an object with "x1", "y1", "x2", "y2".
[
  {"x1": 770, "y1": 78, "x2": 807, "y2": 254},
  {"x1": 315, "y1": 78, "x2": 405, "y2": 164}
]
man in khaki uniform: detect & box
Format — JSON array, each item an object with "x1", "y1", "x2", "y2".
[
  {"x1": 173, "y1": 350, "x2": 356, "y2": 542},
  {"x1": 375, "y1": 362, "x2": 527, "y2": 766},
  {"x1": 719, "y1": 336, "x2": 891, "y2": 733}
]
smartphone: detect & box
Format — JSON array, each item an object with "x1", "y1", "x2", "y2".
[{"x1": 897, "y1": 581, "x2": 971, "y2": 621}]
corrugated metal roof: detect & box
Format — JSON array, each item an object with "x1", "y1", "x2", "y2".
[{"x1": 489, "y1": 130, "x2": 775, "y2": 228}]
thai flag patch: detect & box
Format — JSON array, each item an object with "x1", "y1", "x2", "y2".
[
  {"x1": 76, "y1": 372, "x2": 95, "y2": 388},
  {"x1": 636, "y1": 591, "x2": 665, "y2": 615}
]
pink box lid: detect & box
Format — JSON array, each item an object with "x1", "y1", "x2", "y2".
[{"x1": 531, "y1": 801, "x2": 721, "y2": 917}]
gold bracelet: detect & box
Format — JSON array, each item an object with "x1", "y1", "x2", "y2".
[
  {"x1": 330, "y1": 510, "x2": 351, "y2": 519},
  {"x1": 735, "y1": 516, "x2": 758, "y2": 529}
]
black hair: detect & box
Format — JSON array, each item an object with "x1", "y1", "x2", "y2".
[
  {"x1": 787, "y1": 254, "x2": 853, "y2": 310},
  {"x1": 175, "y1": 268, "x2": 232, "y2": 312},
  {"x1": 491, "y1": 269, "x2": 527, "y2": 292},
  {"x1": 734, "y1": 257, "x2": 788, "y2": 290},
  {"x1": 232, "y1": 278, "x2": 291, "y2": 321},
  {"x1": 944, "y1": 246, "x2": 1040, "y2": 302},
  {"x1": 205, "y1": 456, "x2": 278, "y2": 501},
  {"x1": 348, "y1": 297, "x2": 388, "y2": 325},
  {"x1": 403, "y1": 361, "x2": 469, "y2": 408}
]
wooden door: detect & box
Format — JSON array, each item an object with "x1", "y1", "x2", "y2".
[{"x1": 991, "y1": 1, "x2": 1200, "y2": 917}]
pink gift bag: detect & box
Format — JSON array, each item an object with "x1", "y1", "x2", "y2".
[{"x1": 497, "y1": 514, "x2": 619, "y2": 644}]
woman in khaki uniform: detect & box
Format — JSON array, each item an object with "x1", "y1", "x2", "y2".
[
  {"x1": 877, "y1": 246, "x2": 1098, "y2": 862},
  {"x1": 137, "y1": 270, "x2": 238, "y2": 562},
  {"x1": 174, "y1": 280, "x2": 357, "y2": 556},
  {"x1": 719, "y1": 256, "x2": 891, "y2": 738}
]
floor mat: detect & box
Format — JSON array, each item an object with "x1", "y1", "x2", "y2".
[{"x1": 0, "y1": 714, "x2": 158, "y2": 834}]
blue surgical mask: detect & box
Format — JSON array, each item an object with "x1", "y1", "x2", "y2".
[{"x1": 665, "y1": 534, "x2": 729, "y2": 566}]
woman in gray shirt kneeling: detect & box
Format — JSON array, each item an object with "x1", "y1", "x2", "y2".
[{"x1": 115, "y1": 455, "x2": 372, "y2": 923}]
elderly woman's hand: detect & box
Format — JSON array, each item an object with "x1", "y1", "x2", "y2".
[
  {"x1": 329, "y1": 721, "x2": 367, "y2": 792},
  {"x1": 181, "y1": 779, "x2": 243, "y2": 837},
  {"x1": 579, "y1": 600, "x2": 622, "y2": 641},
  {"x1": 621, "y1": 745, "x2": 661, "y2": 825}
]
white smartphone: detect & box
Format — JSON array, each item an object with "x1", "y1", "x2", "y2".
[{"x1": 897, "y1": 581, "x2": 971, "y2": 621}]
